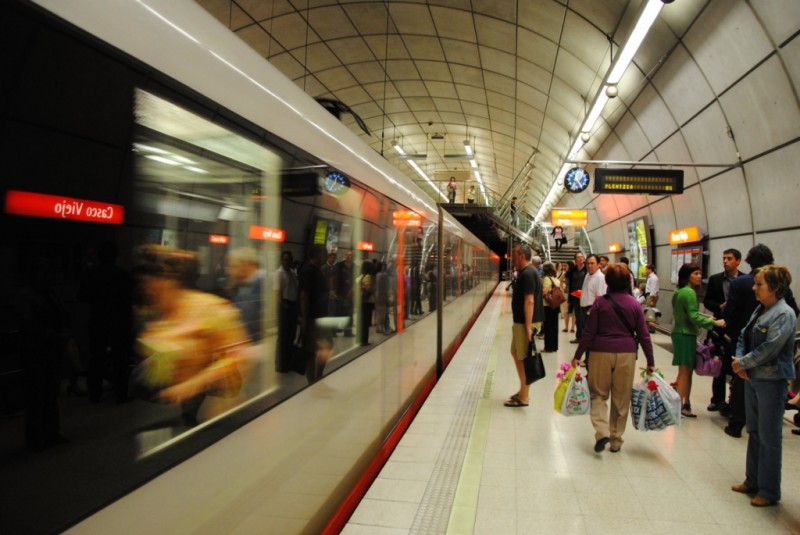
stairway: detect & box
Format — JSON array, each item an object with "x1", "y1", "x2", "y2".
[{"x1": 547, "y1": 245, "x2": 581, "y2": 264}]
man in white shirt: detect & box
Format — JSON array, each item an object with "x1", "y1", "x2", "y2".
[
  {"x1": 572, "y1": 254, "x2": 607, "y2": 344},
  {"x1": 645, "y1": 264, "x2": 659, "y2": 307}
]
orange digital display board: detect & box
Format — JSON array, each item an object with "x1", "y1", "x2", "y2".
[
  {"x1": 668, "y1": 226, "x2": 702, "y2": 245},
  {"x1": 209, "y1": 234, "x2": 229, "y2": 244},
  {"x1": 4, "y1": 190, "x2": 124, "y2": 225},
  {"x1": 357, "y1": 241, "x2": 374, "y2": 251},
  {"x1": 608, "y1": 242, "x2": 621, "y2": 253},
  {"x1": 550, "y1": 209, "x2": 588, "y2": 227}
]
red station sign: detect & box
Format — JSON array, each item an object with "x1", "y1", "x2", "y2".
[
  {"x1": 357, "y1": 241, "x2": 375, "y2": 251},
  {"x1": 248, "y1": 225, "x2": 285, "y2": 242},
  {"x1": 209, "y1": 234, "x2": 230, "y2": 244},
  {"x1": 4, "y1": 190, "x2": 124, "y2": 225}
]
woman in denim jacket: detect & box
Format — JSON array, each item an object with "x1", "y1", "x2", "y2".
[{"x1": 731, "y1": 264, "x2": 796, "y2": 507}]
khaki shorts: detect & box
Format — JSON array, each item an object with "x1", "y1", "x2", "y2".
[{"x1": 510, "y1": 323, "x2": 532, "y2": 361}]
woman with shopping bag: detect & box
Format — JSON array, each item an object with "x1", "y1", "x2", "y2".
[{"x1": 571, "y1": 263, "x2": 655, "y2": 453}]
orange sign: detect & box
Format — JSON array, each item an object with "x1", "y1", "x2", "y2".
[
  {"x1": 668, "y1": 225, "x2": 701, "y2": 245},
  {"x1": 550, "y1": 209, "x2": 588, "y2": 227},
  {"x1": 392, "y1": 210, "x2": 422, "y2": 227},
  {"x1": 608, "y1": 242, "x2": 621, "y2": 253},
  {"x1": 209, "y1": 234, "x2": 229, "y2": 244},
  {"x1": 5, "y1": 190, "x2": 124, "y2": 225},
  {"x1": 357, "y1": 241, "x2": 374, "y2": 251},
  {"x1": 249, "y1": 225, "x2": 285, "y2": 242}
]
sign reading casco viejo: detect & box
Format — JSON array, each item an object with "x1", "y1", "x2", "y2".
[{"x1": 4, "y1": 190, "x2": 124, "y2": 224}]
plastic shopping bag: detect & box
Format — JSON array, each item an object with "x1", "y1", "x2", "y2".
[
  {"x1": 553, "y1": 364, "x2": 590, "y2": 416},
  {"x1": 630, "y1": 371, "x2": 680, "y2": 431}
]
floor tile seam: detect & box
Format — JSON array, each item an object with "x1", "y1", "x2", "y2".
[{"x1": 408, "y1": 295, "x2": 502, "y2": 534}]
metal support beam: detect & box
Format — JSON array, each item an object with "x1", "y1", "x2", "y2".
[{"x1": 566, "y1": 159, "x2": 740, "y2": 169}]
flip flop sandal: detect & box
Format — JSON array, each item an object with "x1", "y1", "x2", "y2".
[{"x1": 504, "y1": 397, "x2": 529, "y2": 407}]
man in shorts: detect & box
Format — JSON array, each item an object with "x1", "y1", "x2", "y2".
[{"x1": 505, "y1": 245, "x2": 543, "y2": 407}]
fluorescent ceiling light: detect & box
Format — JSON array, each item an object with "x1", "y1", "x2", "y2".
[
  {"x1": 581, "y1": 92, "x2": 610, "y2": 134},
  {"x1": 133, "y1": 143, "x2": 170, "y2": 155},
  {"x1": 391, "y1": 140, "x2": 406, "y2": 156},
  {"x1": 145, "y1": 154, "x2": 181, "y2": 165},
  {"x1": 469, "y1": 158, "x2": 478, "y2": 169},
  {"x1": 607, "y1": 0, "x2": 664, "y2": 84},
  {"x1": 184, "y1": 166, "x2": 209, "y2": 174},
  {"x1": 463, "y1": 141, "x2": 474, "y2": 156},
  {"x1": 171, "y1": 155, "x2": 198, "y2": 165}
]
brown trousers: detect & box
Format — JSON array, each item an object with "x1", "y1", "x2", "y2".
[{"x1": 587, "y1": 351, "x2": 637, "y2": 448}]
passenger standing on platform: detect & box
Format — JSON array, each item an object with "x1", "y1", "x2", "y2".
[
  {"x1": 645, "y1": 264, "x2": 660, "y2": 307},
  {"x1": 572, "y1": 263, "x2": 654, "y2": 453},
  {"x1": 562, "y1": 260, "x2": 576, "y2": 333},
  {"x1": 722, "y1": 244, "x2": 799, "y2": 437},
  {"x1": 599, "y1": 256, "x2": 609, "y2": 273},
  {"x1": 573, "y1": 254, "x2": 606, "y2": 350},
  {"x1": 447, "y1": 177, "x2": 457, "y2": 204},
  {"x1": 568, "y1": 253, "x2": 586, "y2": 341},
  {"x1": 620, "y1": 256, "x2": 635, "y2": 294},
  {"x1": 467, "y1": 185, "x2": 476, "y2": 204},
  {"x1": 504, "y1": 245, "x2": 543, "y2": 407},
  {"x1": 672, "y1": 263, "x2": 725, "y2": 418},
  {"x1": 375, "y1": 262, "x2": 389, "y2": 334},
  {"x1": 541, "y1": 262, "x2": 560, "y2": 353},
  {"x1": 730, "y1": 264, "x2": 796, "y2": 507},
  {"x1": 703, "y1": 248, "x2": 743, "y2": 414},
  {"x1": 274, "y1": 251, "x2": 298, "y2": 373}
]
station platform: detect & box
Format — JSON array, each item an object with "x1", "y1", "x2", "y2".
[{"x1": 343, "y1": 287, "x2": 800, "y2": 534}]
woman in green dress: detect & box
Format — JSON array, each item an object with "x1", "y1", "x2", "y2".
[{"x1": 672, "y1": 263, "x2": 726, "y2": 417}]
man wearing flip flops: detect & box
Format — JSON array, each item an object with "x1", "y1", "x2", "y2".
[{"x1": 505, "y1": 245, "x2": 543, "y2": 407}]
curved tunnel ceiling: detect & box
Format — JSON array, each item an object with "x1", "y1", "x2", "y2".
[{"x1": 196, "y1": 0, "x2": 798, "y2": 232}]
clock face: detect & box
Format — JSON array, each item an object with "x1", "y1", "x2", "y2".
[
  {"x1": 323, "y1": 171, "x2": 350, "y2": 195},
  {"x1": 565, "y1": 167, "x2": 590, "y2": 193}
]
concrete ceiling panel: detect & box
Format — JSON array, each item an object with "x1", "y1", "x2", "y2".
[
  {"x1": 744, "y1": 147, "x2": 800, "y2": 233},
  {"x1": 702, "y1": 168, "x2": 752, "y2": 237},
  {"x1": 681, "y1": 102, "x2": 739, "y2": 181}
]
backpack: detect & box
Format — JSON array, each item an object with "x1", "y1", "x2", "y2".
[{"x1": 545, "y1": 277, "x2": 566, "y2": 309}]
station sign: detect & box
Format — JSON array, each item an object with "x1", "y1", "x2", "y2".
[
  {"x1": 209, "y1": 234, "x2": 229, "y2": 244},
  {"x1": 550, "y1": 209, "x2": 588, "y2": 227},
  {"x1": 248, "y1": 225, "x2": 285, "y2": 242},
  {"x1": 608, "y1": 242, "x2": 621, "y2": 253},
  {"x1": 668, "y1": 225, "x2": 702, "y2": 245},
  {"x1": 392, "y1": 210, "x2": 422, "y2": 227},
  {"x1": 357, "y1": 241, "x2": 374, "y2": 251},
  {"x1": 4, "y1": 190, "x2": 124, "y2": 225}
]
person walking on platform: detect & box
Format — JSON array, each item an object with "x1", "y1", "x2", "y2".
[
  {"x1": 541, "y1": 262, "x2": 560, "y2": 352},
  {"x1": 574, "y1": 254, "x2": 606, "y2": 351},
  {"x1": 645, "y1": 264, "x2": 659, "y2": 308},
  {"x1": 672, "y1": 263, "x2": 725, "y2": 418},
  {"x1": 567, "y1": 253, "x2": 586, "y2": 341},
  {"x1": 703, "y1": 248, "x2": 743, "y2": 414},
  {"x1": 505, "y1": 245, "x2": 543, "y2": 407},
  {"x1": 730, "y1": 264, "x2": 796, "y2": 507},
  {"x1": 572, "y1": 263, "x2": 654, "y2": 453}
]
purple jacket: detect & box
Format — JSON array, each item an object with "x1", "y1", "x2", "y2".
[{"x1": 573, "y1": 291, "x2": 654, "y2": 366}]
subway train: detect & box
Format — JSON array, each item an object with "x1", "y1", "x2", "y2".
[{"x1": 0, "y1": 1, "x2": 500, "y2": 533}]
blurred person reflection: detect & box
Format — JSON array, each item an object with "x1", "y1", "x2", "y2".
[
  {"x1": 227, "y1": 247, "x2": 264, "y2": 343},
  {"x1": 78, "y1": 241, "x2": 133, "y2": 404},
  {"x1": 299, "y1": 245, "x2": 333, "y2": 383},
  {"x1": 322, "y1": 250, "x2": 337, "y2": 320},
  {"x1": 17, "y1": 252, "x2": 70, "y2": 451},
  {"x1": 135, "y1": 249, "x2": 250, "y2": 426},
  {"x1": 274, "y1": 251, "x2": 298, "y2": 373},
  {"x1": 358, "y1": 260, "x2": 375, "y2": 345},
  {"x1": 334, "y1": 251, "x2": 354, "y2": 337},
  {"x1": 375, "y1": 262, "x2": 389, "y2": 334}
]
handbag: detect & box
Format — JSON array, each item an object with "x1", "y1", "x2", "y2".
[
  {"x1": 545, "y1": 277, "x2": 566, "y2": 309},
  {"x1": 523, "y1": 338, "x2": 546, "y2": 384},
  {"x1": 695, "y1": 338, "x2": 722, "y2": 377}
]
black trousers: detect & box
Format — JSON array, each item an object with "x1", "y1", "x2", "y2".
[{"x1": 543, "y1": 306, "x2": 559, "y2": 351}]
